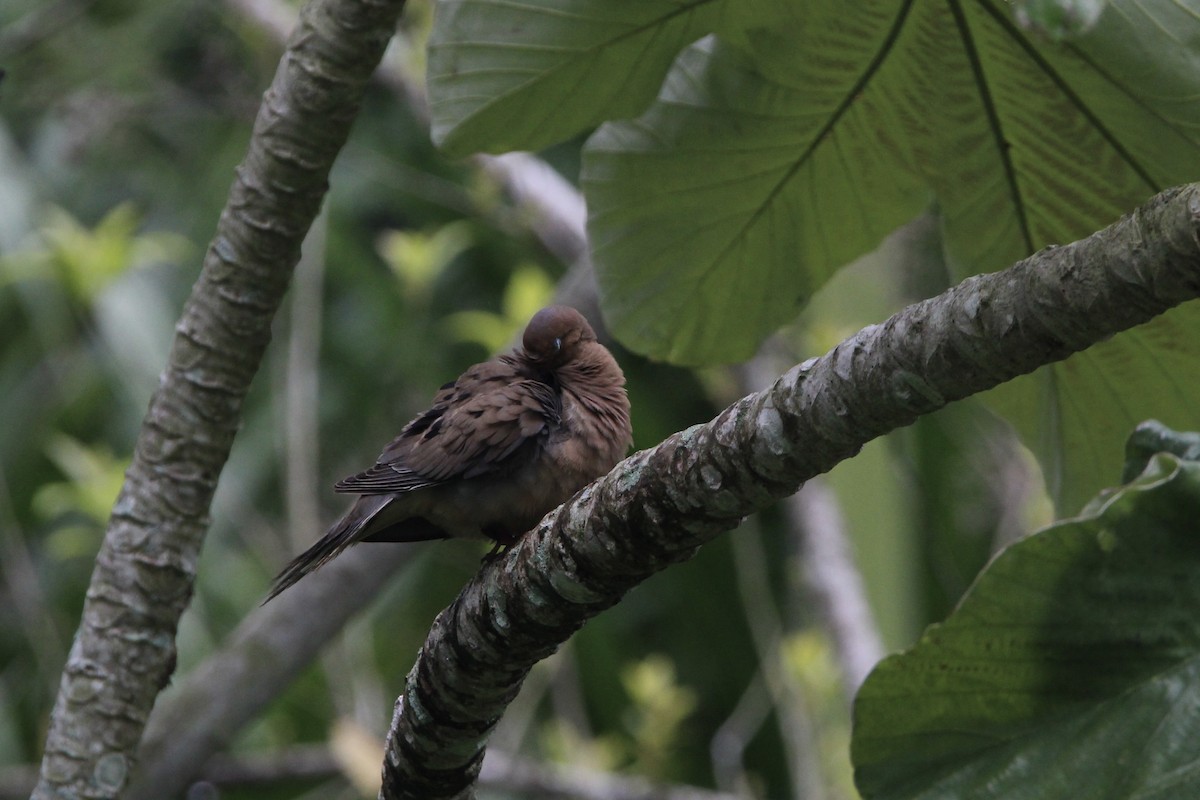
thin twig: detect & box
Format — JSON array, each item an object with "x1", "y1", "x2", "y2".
[
  {"x1": 127, "y1": 543, "x2": 414, "y2": 800},
  {"x1": 789, "y1": 481, "x2": 886, "y2": 699},
  {"x1": 0, "y1": 463, "x2": 65, "y2": 698},
  {"x1": 709, "y1": 670, "x2": 771, "y2": 797},
  {"x1": 729, "y1": 523, "x2": 825, "y2": 799},
  {"x1": 482, "y1": 751, "x2": 742, "y2": 800}
]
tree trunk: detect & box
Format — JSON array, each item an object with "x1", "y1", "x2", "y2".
[{"x1": 31, "y1": 0, "x2": 406, "y2": 796}]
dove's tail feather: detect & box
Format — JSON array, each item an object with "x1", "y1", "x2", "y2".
[{"x1": 262, "y1": 496, "x2": 387, "y2": 604}]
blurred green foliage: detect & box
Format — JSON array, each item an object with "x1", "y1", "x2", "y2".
[
  {"x1": 1, "y1": 203, "x2": 190, "y2": 301},
  {"x1": 785, "y1": 633, "x2": 855, "y2": 800},
  {"x1": 620, "y1": 654, "x2": 699, "y2": 779},
  {"x1": 0, "y1": 1, "x2": 1052, "y2": 797},
  {"x1": 443, "y1": 262, "x2": 557, "y2": 353},
  {"x1": 33, "y1": 434, "x2": 126, "y2": 559},
  {"x1": 537, "y1": 653, "x2": 698, "y2": 781}
]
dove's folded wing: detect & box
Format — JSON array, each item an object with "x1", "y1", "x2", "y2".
[{"x1": 334, "y1": 373, "x2": 560, "y2": 494}]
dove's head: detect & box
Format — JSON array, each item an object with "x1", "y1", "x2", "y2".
[{"x1": 523, "y1": 305, "x2": 597, "y2": 366}]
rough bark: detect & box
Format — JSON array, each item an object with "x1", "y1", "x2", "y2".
[
  {"x1": 30, "y1": 0, "x2": 406, "y2": 796},
  {"x1": 126, "y1": 545, "x2": 411, "y2": 800},
  {"x1": 380, "y1": 184, "x2": 1200, "y2": 799}
]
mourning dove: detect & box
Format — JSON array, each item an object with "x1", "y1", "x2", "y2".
[{"x1": 264, "y1": 305, "x2": 632, "y2": 602}]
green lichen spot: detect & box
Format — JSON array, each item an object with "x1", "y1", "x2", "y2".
[{"x1": 94, "y1": 753, "x2": 127, "y2": 791}]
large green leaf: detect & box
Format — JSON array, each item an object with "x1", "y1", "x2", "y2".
[
  {"x1": 583, "y1": 5, "x2": 934, "y2": 363},
  {"x1": 584, "y1": 0, "x2": 1200, "y2": 363},
  {"x1": 426, "y1": 0, "x2": 769, "y2": 156},
  {"x1": 852, "y1": 447, "x2": 1200, "y2": 799},
  {"x1": 984, "y1": 303, "x2": 1200, "y2": 514}
]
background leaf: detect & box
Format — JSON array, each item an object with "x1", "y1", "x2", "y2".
[
  {"x1": 427, "y1": 0, "x2": 737, "y2": 156},
  {"x1": 852, "y1": 448, "x2": 1200, "y2": 799},
  {"x1": 583, "y1": 0, "x2": 1200, "y2": 363},
  {"x1": 582, "y1": 8, "x2": 931, "y2": 364},
  {"x1": 984, "y1": 303, "x2": 1200, "y2": 514}
]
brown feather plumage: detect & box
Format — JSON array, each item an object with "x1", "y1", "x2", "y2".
[{"x1": 264, "y1": 305, "x2": 632, "y2": 603}]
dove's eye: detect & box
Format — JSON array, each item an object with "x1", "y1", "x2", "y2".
[{"x1": 553, "y1": 337, "x2": 563, "y2": 352}]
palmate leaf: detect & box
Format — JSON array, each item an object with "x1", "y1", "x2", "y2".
[
  {"x1": 426, "y1": 0, "x2": 775, "y2": 156},
  {"x1": 851, "y1": 445, "x2": 1200, "y2": 800},
  {"x1": 985, "y1": 302, "x2": 1200, "y2": 514},
  {"x1": 583, "y1": 0, "x2": 1200, "y2": 363},
  {"x1": 583, "y1": 5, "x2": 936, "y2": 364}
]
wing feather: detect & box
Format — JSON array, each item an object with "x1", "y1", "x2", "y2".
[{"x1": 334, "y1": 364, "x2": 559, "y2": 495}]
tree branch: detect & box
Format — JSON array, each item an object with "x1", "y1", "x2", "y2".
[
  {"x1": 11, "y1": 746, "x2": 740, "y2": 800},
  {"x1": 30, "y1": 0, "x2": 407, "y2": 796},
  {"x1": 740, "y1": 343, "x2": 886, "y2": 703},
  {"x1": 380, "y1": 185, "x2": 1200, "y2": 799},
  {"x1": 127, "y1": 545, "x2": 413, "y2": 800}
]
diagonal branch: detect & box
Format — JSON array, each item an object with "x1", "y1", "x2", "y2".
[
  {"x1": 128, "y1": 545, "x2": 414, "y2": 800},
  {"x1": 380, "y1": 184, "x2": 1200, "y2": 799},
  {"x1": 30, "y1": 0, "x2": 407, "y2": 796}
]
